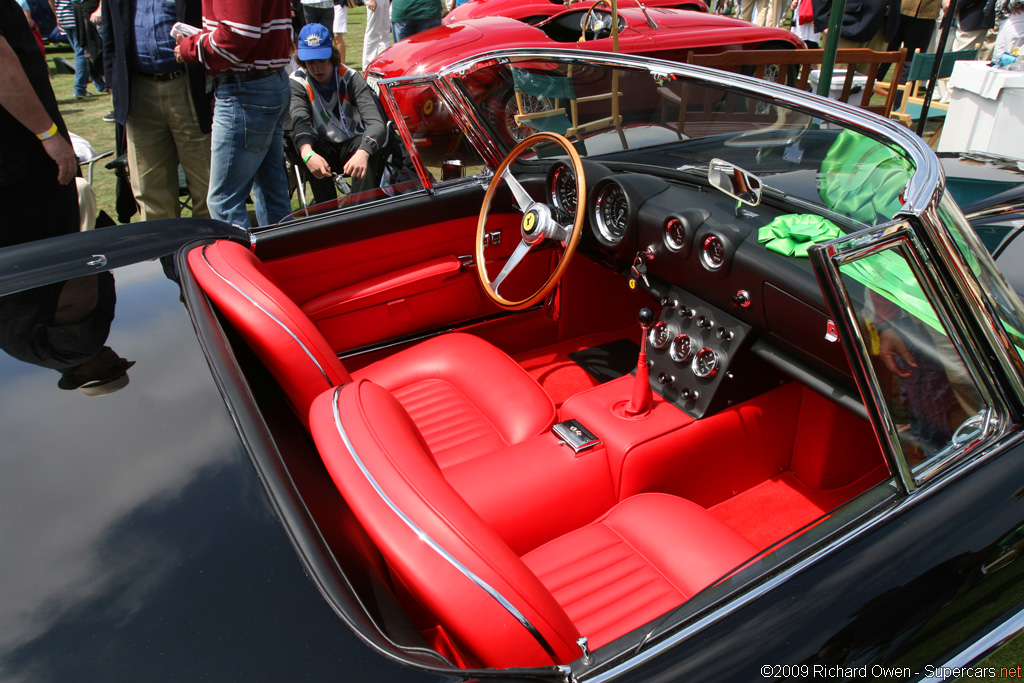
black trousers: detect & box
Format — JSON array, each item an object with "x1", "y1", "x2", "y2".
[
  {"x1": 306, "y1": 135, "x2": 387, "y2": 205},
  {"x1": 887, "y1": 14, "x2": 937, "y2": 83},
  {"x1": 0, "y1": 169, "x2": 80, "y2": 248}
]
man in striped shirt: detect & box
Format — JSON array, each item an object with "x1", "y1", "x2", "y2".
[{"x1": 175, "y1": 0, "x2": 293, "y2": 227}]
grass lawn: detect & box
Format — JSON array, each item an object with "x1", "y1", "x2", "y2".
[{"x1": 47, "y1": 9, "x2": 369, "y2": 223}]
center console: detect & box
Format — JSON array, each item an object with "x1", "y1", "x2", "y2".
[{"x1": 646, "y1": 287, "x2": 785, "y2": 418}]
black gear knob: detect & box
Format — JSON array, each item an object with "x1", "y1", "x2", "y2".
[{"x1": 637, "y1": 307, "x2": 655, "y2": 329}]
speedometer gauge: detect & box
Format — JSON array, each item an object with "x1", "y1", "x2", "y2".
[
  {"x1": 550, "y1": 164, "x2": 576, "y2": 216},
  {"x1": 594, "y1": 182, "x2": 629, "y2": 245}
]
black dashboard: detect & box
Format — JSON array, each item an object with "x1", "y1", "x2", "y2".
[{"x1": 546, "y1": 159, "x2": 858, "y2": 418}]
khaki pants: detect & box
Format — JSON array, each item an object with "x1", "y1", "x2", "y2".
[{"x1": 126, "y1": 74, "x2": 212, "y2": 220}]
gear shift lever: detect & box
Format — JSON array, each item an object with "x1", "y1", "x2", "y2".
[{"x1": 624, "y1": 307, "x2": 654, "y2": 417}]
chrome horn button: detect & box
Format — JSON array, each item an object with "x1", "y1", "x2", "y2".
[{"x1": 521, "y1": 203, "x2": 555, "y2": 245}]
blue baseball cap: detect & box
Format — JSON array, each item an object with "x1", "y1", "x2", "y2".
[{"x1": 297, "y1": 23, "x2": 333, "y2": 61}]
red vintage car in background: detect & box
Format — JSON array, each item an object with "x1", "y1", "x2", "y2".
[
  {"x1": 444, "y1": 0, "x2": 708, "y2": 25},
  {"x1": 366, "y1": 8, "x2": 803, "y2": 145}
]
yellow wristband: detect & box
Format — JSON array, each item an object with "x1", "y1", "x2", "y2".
[{"x1": 36, "y1": 122, "x2": 58, "y2": 140}]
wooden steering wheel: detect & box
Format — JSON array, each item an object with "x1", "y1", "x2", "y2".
[
  {"x1": 475, "y1": 132, "x2": 586, "y2": 310},
  {"x1": 579, "y1": 0, "x2": 616, "y2": 42}
]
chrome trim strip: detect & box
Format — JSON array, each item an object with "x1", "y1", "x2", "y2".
[
  {"x1": 199, "y1": 243, "x2": 334, "y2": 387},
  {"x1": 934, "y1": 608, "x2": 1024, "y2": 677},
  {"x1": 328, "y1": 385, "x2": 562, "y2": 663},
  {"x1": 433, "y1": 48, "x2": 938, "y2": 218}
]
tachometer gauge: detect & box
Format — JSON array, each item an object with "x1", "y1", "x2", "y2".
[
  {"x1": 700, "y1": 234, "x2": 725, "y2": 271},
  {"x1": 664, "y1": 217, "x2": 686, "y2": 252},
  {"x1": 692, "y1": 347, "x2": 720, "y2": 378},
  {"x1": 669, "y1": 334, "x2": 692, "y2": 363},
  {"x1": 648, "y1": 321, "x2": 670, "y2": 349},
  {"x1": 551, "y1": 164, "x2": 576, "y2": 216},
  {"x1": 595, "y1": 182, "x2": 629, "y2": 245}
]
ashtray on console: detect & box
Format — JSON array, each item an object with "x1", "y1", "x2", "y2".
[{"x1": 551, "y1": 419, "x2": 601, "y2": 454}]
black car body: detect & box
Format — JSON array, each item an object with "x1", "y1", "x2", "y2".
[{"x1": 5, "y1": 49, "x2": 1024, "y2": 681}]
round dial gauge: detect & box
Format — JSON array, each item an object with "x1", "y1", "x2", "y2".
[
  {"x1": 648, "y1": 321, "x2": 670, "y2": 349},
  {"x1": 692, "y1": 347, "x2": 720, "y2": 378},
  {"x1": 700, "y1": 234, "x2": 726, "y2": 271},
  {"x1": 551, "y1": 164, "x2": 577, "y2": 216},
  {"x1": 581, "y1": 11, "x2": 611, "y2": 31},
  {"x1": 669, "y1": 334, "x2": 692, "y2": 363},
  {"x1": 664, "y1": 217, "x2": 686, "y2": 252},
  {"x1": 595, "y1": 182, "x2": 629, "y2": 244}
]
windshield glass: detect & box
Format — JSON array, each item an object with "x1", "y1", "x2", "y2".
[{"x1": 453, "y1": 57, "x2": 918, "y2": 230}]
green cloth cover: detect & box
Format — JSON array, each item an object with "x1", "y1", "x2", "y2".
[{"x1": 819, "y1": 129, "x2": 914, "y2": 224}]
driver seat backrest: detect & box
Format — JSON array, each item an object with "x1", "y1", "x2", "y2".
[
  {"x1": 311, "y1": 380, "x2": 761, "y2": 668},
  {"x1": 188, "y1": 240, "x2": 351, "y2": 425},
  {"x1": 187, "y1": 240, "x2": 556, "y2": 465}
]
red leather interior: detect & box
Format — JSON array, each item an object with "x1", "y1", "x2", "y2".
[
  {"x1": 188, "y1": 241, "x2": 554, "y2": 447},
  {"x1": 310, "y1": 380, "x2": 760, "y2": 667},
  {"x1": 300, "y1": 255, "x2": 463, "y2": 320},
  {"x1": 354, "y1": 333, "x2": 556, "y2": 469},
  {"x1": 260, "y1": 212, "x2": 553, "y2": 353},
  {"x1": 522, "y1": 493, "x2": 758, "y2": 650},
  {"x1": 187, "y1": 241, "x2": 351, "y2": 427},
  {"x1": 558, "y1": 376, "x2": 695, "y2": 494},
  {"x1": 443, "y1": 433, "x2": 616, "y2": 555},
  {"x1": 311, "y1": 380, "x2": 582, "y2": 668}
]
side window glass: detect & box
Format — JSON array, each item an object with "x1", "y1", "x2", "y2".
[
  {"x1": 388, "y1": 83, "x2": 488, "y2": 185},
  {"x1": 840, "y1": 245, "x2": 987, "y2": 476}
]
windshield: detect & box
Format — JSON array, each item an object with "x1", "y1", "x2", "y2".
[{"x1": 453, "y1": 57, "x2": 918, "y2": 230}]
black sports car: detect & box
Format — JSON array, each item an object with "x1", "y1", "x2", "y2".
[{"x1": 5, "y1": 49, "x2": 1024, "y2": 681}]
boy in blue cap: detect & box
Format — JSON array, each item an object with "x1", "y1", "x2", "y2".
[{"x1": 289, "y1": 23, "x2": 388, "y2": 203}]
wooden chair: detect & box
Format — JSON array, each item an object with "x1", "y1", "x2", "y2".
[
  {"x1": 687, "y1": 48, "x2": 908, "y2": 118},
  {"x1": 878, "y1": 48, "x2": 980, "y2": 128},
  {"x1": 511, "y1": 66, "x2": 626, "y2": 148}
]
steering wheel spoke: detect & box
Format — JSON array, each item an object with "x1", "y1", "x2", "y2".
[
  {"x1": 491, "y1": 239, "x2": 534, "y2": 295},
  {"x1": 501, "y1": 166, "x2": 535, "y2": 213},
  {"x1": 475, "y1": 132, "x2": 586, "y2": 310}
]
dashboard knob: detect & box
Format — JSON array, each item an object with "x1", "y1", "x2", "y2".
[
  {"x1": 716, "y1": 327, "x2": 734, "y2": 341},
  {"x1": 732, "y1": 290, "x2": 751, "y2": 308},
  {"x1": 638, "y1": 307, "x2": 655, "y2": 328},
  {"x1": 658, "y1": 372, "x2": 675, "y2": 385},
  {"x1": 681, "y1": 388, "x2": 700, "y2": 400},
  {"x1": 698, "y1": 315, "x2": 714, "y2": 329},
  {"x1": 678, "y1": 306, "x2": 694, "y2": 319}
]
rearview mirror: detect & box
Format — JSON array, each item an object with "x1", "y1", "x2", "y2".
[{"x1": 708, "y1": 158, "x2": 762, "y2": 206}]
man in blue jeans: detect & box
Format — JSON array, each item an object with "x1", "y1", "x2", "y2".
[
  {"x1": 175, "y1": 0, "x2": 293, "y2": 227},
  {"x1": 391, "y1": 0, "x2": 441, "y2": 41},
  {"x1": 49, "y1": 0, "x2": 106, "y2": 98}
]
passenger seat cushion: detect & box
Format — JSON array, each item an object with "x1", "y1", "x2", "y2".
[
  {"x1": 522, "y1": 493, "x2": 758, "y2": 649},
  {"x1": 353, "y1": 332, "x2": 557, "y2": 468}
]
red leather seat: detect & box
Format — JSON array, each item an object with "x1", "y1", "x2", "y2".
[
  {"x1": 187, "y1": 240, "x2": 555, "y2": 467},
  {"x1": 310, "y1": 380, "x2": 759, "y2": 668}
]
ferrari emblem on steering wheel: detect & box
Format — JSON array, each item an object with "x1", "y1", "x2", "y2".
[
  {"x1": 475, "y1": 132, "x2": 585, "y2": 310},
  {"x1": 523, "y1": 211, "x2": 537, "y2": 234}
]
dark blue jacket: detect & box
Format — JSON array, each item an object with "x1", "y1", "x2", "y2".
[
  {"x1": 956, "y1": 0, "x2": 995, "y2": 32},
  {"x1": 812, "y1": 0, "x2": 903, "y2": 43},
  {"x1": 100, "y1": 0, "x2": 212, "y2": 133}
]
